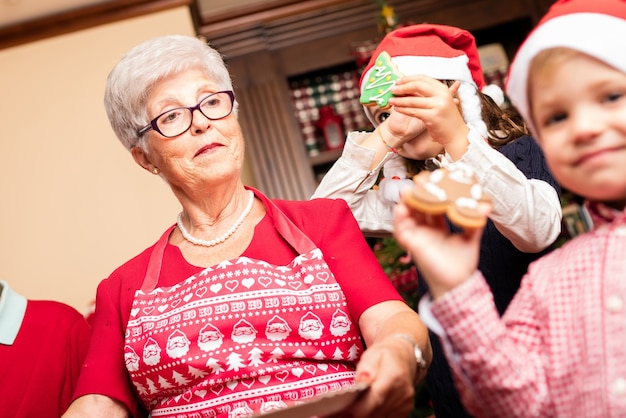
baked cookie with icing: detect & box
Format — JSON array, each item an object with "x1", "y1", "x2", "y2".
[
  {"x1": 359, "y1": 51, "x2": 403, "y2": 109},
  {"x1": 405, "y1": 166, "x2": 491, "y2": 229}
]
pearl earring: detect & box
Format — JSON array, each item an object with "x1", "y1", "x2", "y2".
[{"x1": 152, "y1": 168, "x2": 159, "y2": 175}]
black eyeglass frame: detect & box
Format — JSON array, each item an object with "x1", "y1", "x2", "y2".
[{"x1": 136, "y1": 90, "x2": 235, "y2": 138}]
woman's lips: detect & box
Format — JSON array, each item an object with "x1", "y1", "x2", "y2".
[{"x1": 194, "y1": 143, "x2": 221, "y2": 157}]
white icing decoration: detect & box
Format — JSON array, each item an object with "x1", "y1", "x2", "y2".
[
  {"x1": 470, "y1": 183, "x2": 484, "y2": 199},
  {"x1": 430, "y1": 169, "x2": 445, "y2": 183},
  {"x1": 456, "y1": 196, "x2": 479, "y2": 209},
  {"x1": 424, "y1": 182, "x2": 447, "y2": 201},
  {"x1": 448, "y1": 168, "x2": 473, "y2": 184},
  {"x1": 364, "y1": 63, "x2": 396, "y2": 106}
]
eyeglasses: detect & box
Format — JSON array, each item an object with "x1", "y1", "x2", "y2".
[{"x1": 137, "y1": 90, "x2": 235, "y2": 138}]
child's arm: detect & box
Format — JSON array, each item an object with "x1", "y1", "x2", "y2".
[
  {"x1": 311, "y1": 131, "x2": 399, "y2": 234},
  {"x1": 389, "y1": 76, "x2": 561, "y2": 252},
  {"x1": 388, "y1": 76, "x2": 469, "y2": 159},
  {"x1": 313, "y1": 77, "x2": 471, "y2": 235},
  {"x1": 393, "y1": 198, "x2": 551, "y2": 417},
  {"x1": 457, "y1": 133, "x2": 562, "y2": 252},
  {"x1": 393, "y1": 194, "x2": 484, "y2": 298},
  {"x1": 427, "y1": 272, "x2": 551, "y2": 418}
]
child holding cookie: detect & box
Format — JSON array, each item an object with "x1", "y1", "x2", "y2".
[
  {"x1": 312, "y1": 24, "x2": 562, "y2": 418},
  {"x1": 393, "y1": 0, "x2": 626, "y2": 416}
]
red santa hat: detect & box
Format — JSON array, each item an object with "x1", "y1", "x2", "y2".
[
  {"x1": 360, "y1": 24, "x2": 504, "y2": 136},
  {"x1": 506, "y1": 0, "x2": 626, "y2": 136}
]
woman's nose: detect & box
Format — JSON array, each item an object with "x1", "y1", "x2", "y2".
[{"x1": 190, "y1": 107, "x2": 211, "y2": 134}]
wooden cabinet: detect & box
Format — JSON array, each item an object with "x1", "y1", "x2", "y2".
[{"x1": 199, "y1": 0, "x2": 554, "y2": 200}]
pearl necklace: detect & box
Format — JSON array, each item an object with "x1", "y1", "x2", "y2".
[{"x1": 177, "y1": 190, "x2": 254, "y2": 247}]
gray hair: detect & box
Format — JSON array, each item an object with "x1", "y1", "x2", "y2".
[{"x1": 104, "y1": 35, "x2": 235, "y2": 151}]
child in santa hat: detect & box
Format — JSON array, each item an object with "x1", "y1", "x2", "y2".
[
  {"x1": 393, "y1": 0, "x2": 626, "y2": 416},
  {"x1": 313, "y1": 23, "x2": 562, "y2": 418}
]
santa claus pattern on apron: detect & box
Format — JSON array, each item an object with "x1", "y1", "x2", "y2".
[{"x1": 124, "y1": 194, "x2": 364, "y2": 417}]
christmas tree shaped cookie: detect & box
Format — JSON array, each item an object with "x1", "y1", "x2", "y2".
[{"x1": 360, "y1": 51, "x2": 403, "y2": 109}]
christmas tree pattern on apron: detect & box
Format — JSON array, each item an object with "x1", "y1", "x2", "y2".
[{"x1": 124, "y1": 194, "x2": 364, "y2": 417}]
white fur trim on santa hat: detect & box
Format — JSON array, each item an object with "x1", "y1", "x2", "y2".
[
  {"x1": 507, "y1": 13, "x2": 626, "y2": 135},
  {"x1": 361, "y1": 54, "x2": 487, "y2": 136},
  {"x1": 387, "y1": 55, "x2": 475, "y2": 86},
  {"x1": 481, "y1": 84, "x2": 505, "y2": 107},
  {"x1": 456, "y1": 82, "x2": 488, "y2": 138},
  {"x1": 377, "y1": 157, "x2": 414, "y2": 205}
]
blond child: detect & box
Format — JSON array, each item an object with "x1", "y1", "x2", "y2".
[
  {"x1": 313, "y1": 24, "x2": 562, "y2": 417},
  {"x1": 393, "y1": 0, "x2": 626, "y2": 416}
]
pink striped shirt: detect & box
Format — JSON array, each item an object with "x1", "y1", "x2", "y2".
[{"x1": 422, "y1": 202, "x2": 626, "y2": 417}]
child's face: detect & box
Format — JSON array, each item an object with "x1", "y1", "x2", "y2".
[
  {"x1": 369, "y1": 106, "x2": 445, "y2": 161},
  {"x1": 530, "y1": 53, "x2": 626, "y2": 209}
]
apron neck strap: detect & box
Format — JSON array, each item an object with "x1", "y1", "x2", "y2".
[
  {"x1": 141, "y1": 188, "x2": 317, "y2": 292},
  {"x1": 254, "y1": 189, "x2": 316, "y2": 254},
  {"x1": 141, "y1": 225, "x2": 175, "y2": 292}
]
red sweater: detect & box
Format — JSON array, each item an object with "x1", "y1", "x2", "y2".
[
  {"x1": 73, "y1": 195, "x2": 402, "y2": 416},
  {"x1": 0, "y1": 298, "x2": 91, "y2": 417}
]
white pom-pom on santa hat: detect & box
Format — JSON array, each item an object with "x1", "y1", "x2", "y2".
[
  {"x1": 377, "y1": 157, "x2": 415, "y2": 205},
  {"x1": 506, "y1": 0, "x2": 626, "y2": 137},
  {"x1": 359, "y1": 24, "x2": 490, "y2": 137},
  {"x1": 482, "y1": 84, "x2": 505, "y2": 107}
]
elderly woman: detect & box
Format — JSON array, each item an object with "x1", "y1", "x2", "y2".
[{"x1": 62, "y1": 35, "x2": 430, "y2": 418}]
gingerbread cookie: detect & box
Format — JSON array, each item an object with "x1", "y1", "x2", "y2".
[
  {"x1": 359, "y1": 51, "x2": 403, "y2": 109},
  {"x1": 405, "y1": 166, "x2": 491, "y2": 229}
]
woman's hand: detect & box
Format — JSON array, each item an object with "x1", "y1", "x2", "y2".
[
  {"x1": 347, "y1": 337, "x2": 419, "y2": 417},
  {"x1": 392, "y1": 190, "x2": 487, "y2": 299},
  {"x1": 388, "y1": 76, "x2": 470, "y2": 159},
  {"x1": 342, "y1": 302, "x2": 431, "y2": 417}
]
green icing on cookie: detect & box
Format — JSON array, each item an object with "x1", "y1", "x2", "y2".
[{"x1": 359, "y1": 51, "x2": 403, "y2": 108}]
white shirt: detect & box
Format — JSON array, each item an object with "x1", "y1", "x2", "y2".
[
  {"x1": 312, "y1": 129, "x2": 562, "y2": 252},
  {"x1": 0, "y1": 280, "x2": 27, "y2": 345}
]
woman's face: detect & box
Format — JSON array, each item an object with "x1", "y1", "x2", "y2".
[
  {"x1": 133, "y1": 69, "x2": 244, "y2": 192},
  {"x1": 369, "y1": 106, "x2": 444, "y2": 161}
]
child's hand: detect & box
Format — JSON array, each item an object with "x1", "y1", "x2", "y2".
[
  {"x1": 389, "y1": 76, "x2": 470, "y2": 160},
  {"x1": 392, "y1": 189, "x2": 488, "y2": 299},
  {"x1": 380, "y1": 105, "x2": 428, "y2": 149}
]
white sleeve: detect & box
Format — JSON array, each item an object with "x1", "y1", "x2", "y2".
[
  {"x1": 447, "y1": 128, "x2": 562, "y2": 253},
  {"x1": 311, "y1": 131, "x2": 398, "y2": 235}
]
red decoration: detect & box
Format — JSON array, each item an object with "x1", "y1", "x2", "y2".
[{"x1": 316, "y1": 105, "x2": 345, "y2": 150}]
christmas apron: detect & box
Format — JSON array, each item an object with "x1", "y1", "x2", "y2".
[{"x1": 124, "y1": 197, "x2": 364, "y2": 417}]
